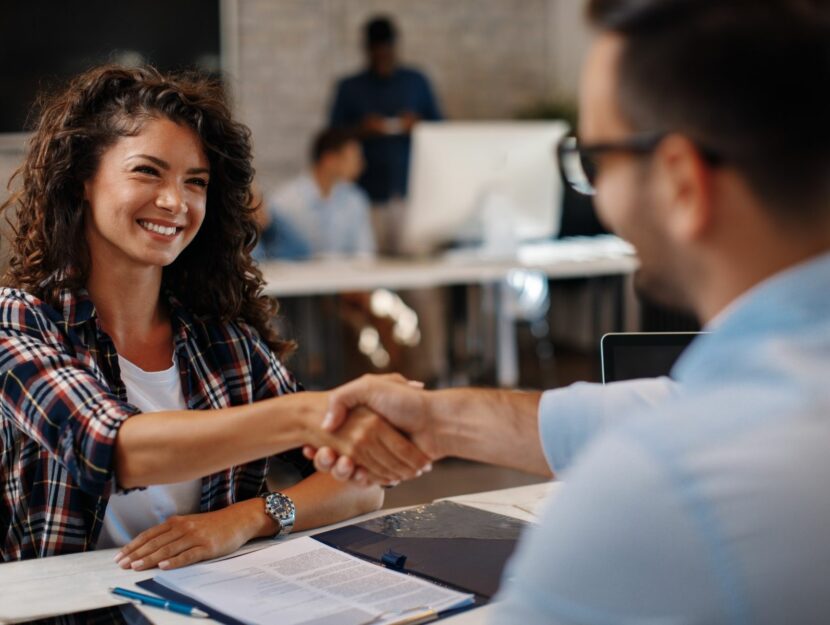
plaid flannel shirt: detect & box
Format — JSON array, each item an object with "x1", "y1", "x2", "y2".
[{"x1": 0, "y1": 287, "x2": 302, "y2": 561}]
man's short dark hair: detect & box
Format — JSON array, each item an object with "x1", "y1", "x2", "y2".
[
  {"x1": 365, "y1": 16, "x2": 397, "y2": 48},
  {"x1": 311, "y1": 128, "x2": 357, "y2": 164},
  {"x1": 587, "y1": 0, "x2": 830, "y2": 221}
]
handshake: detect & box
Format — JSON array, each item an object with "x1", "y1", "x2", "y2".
[
  {"x1": 302, "y1": 374, "x2": 443, "y2": 486},
  {"x1": 299, "y1": 374, "x2": 550, "y2": 484}
]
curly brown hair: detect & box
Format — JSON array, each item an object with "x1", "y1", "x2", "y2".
[{"x1": 1, "y1": 64, "x2": 293, "y2": 358}]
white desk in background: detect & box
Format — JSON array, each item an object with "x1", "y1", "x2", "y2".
[
  {"x1": 0, "y1": 482, "x2": 559, "y2": 625},
  {"x1": 260, "y1": 236, "x2": 638, "y2": 387}
]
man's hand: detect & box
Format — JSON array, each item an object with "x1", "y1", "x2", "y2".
[
  {"x1": 314, "y1": 405, "x2": 432, "y2": 484},
  {"x1": 399, "y1": 111, "x2": 421, "y2": 134},
  {"x1": 361, "y1": 114, "x2": 387, "y2": 136},
  {"x1": 306, "y1": 375, "x2": 443, "y2": 484}
]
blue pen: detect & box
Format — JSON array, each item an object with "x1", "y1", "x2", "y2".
[{"x1": 109, "y1": 587, "x2": 210, "y2": 619}]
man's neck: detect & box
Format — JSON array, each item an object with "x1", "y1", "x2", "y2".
[{"x1": 697, "y1": 232, "x2": 830, "y2": 324}]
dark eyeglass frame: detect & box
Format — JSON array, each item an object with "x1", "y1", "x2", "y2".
[{"x1": 556, "y1": 132, "x2": 722, "y2": 196}]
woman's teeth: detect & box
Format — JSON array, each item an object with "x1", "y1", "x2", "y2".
[{"x1": 138, "y1": 220, "x2": 178, "y2": 236}]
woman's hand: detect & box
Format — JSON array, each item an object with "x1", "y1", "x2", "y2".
[
  {"x1": 305, "y1": 374, "x2": 439, "y2": 484},
  {"x1": 114, "y1": 499, "x2": 270, "y2": 571}
]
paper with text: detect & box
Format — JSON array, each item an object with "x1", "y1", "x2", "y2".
[{"x1": 155, "y1": 536, "x2": 474, "y2": 625}]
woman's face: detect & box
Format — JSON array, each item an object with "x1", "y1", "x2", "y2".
[{"x1": 83, "y1": 116, "x2": 210, "y2": 272}]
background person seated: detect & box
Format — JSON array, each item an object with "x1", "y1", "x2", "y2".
[{"x1": 257, "y1": 128, "x2": 375, "y2": 260}]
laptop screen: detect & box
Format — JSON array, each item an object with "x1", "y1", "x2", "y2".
[{"x1": 600, "y1": 332, "x2": 701, "y2": 383}]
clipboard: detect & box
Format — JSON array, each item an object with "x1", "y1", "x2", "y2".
[{"x1": 312, "y1": 501, "x2": 527, "y2": 601}]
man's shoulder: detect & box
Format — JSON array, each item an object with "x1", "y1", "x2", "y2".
[
  {"x1": 606, "y1": 375, "x2": 829, "y2": 493},
  {"x1": 336, "y1": 70, "x2": 372, "y2": 90},
  {"x1": 269, "y1": 173, "x2": 314, "y2": 211},
  {"x1": 396, "y1": 65, "x2": 429, "y2": 80},
  {"x1": 332, "y1": 181, "x2": 370, "y2": 208}
]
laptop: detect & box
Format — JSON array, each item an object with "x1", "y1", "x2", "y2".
[{"x1": 600, "y1": 332, "x2": 702, "y2": 383}]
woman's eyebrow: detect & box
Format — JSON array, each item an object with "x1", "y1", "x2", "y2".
[{"x1": 127, "y1": 154, "x2": 209, "y2": 175}]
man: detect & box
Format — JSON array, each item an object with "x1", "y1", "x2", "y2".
[
  {"x1": 316, "y1": 0, "x2": 830, "y2": 621},
  {"x1": 258, "y1": 128, "x2": 375, "y2": 260},
  {"x1": 329, "y1": 15, "x2": 442, "y2": 253}
]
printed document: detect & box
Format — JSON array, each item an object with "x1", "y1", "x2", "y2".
[{"x1": 155, "y1": 536, "x2": 474, "y2": 625}]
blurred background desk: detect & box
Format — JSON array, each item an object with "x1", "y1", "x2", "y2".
[{"x1": 260, "y1": 236, "x2": 638, "y2": 388}]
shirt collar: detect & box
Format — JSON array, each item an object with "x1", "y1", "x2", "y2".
[
  {"x1": 58, "y1": 286, "x2": 195, "y2": 342},
  {"x1": 59, "y1": 287, "x2": 97, "y2": 328},
  {"x1": 672, "y1": 250, "x2": 830, "y2": 384}
]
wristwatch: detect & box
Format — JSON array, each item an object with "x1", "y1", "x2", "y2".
[{"x1": 260, "y1": 492, "x2": 296, "y2": 537}]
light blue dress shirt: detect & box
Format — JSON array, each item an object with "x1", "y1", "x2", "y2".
[
  {"x1": 258, "y1": 173, "x2": 376, "y2": 260},
  {"x1": 492, "y1": 251, "x2": 830, "y2": 624}
]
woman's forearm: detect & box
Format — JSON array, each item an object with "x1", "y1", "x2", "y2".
[
  {"x1": 244, "y1": 472, "x2": 385, "y2": 539},
  {"x1": 281, "y1": 473, "x2": 384, "y2": 532},
  {"x1": 114, "y1": 392, "x2": 329, "y2": 488}
]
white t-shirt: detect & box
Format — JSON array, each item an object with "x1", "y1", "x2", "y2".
[{"x1": 95, "y1": 355, "x2": 201, "y2": 549}]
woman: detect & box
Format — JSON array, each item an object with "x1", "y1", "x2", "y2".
[{"x1": 0, "y1": 65, "x2": 429, "y2": 568}]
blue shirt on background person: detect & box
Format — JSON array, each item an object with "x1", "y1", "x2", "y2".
[
  {"x1": 493, "y1": 251, "x2": 830, "y2": 624},
  {"x1": 255, "y1": 127, "x2": 376, "y2": 261},
  {"x1": 259, "y1": 172, "x2": 375, "y2": 260}
]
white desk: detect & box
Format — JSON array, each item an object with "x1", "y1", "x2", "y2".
[
  {"x1": 260, "y1": 237, "x2": 638, "y2": 387},
  {"x1": 259, "y1": 237, "x2": 637, "y2": 297},
  {"x1": 0, "y1": 482, "x2": 559, "y2": 625}
]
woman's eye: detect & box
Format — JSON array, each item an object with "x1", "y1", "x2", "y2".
[
  {"x1": 133, "y1": 165, "x2": 159, "y2": 176},
  {"x1": 188, "y1": 178, "x2": 209, "y2": 188}
]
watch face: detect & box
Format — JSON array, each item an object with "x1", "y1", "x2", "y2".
[{"x1": 264, "y1": 492, "x2": 295, "y2": 536}]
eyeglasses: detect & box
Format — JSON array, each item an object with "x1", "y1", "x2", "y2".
[
  {"x1": 557, "y1": 132, "x2": 723, "y2": 196},
  {"x1": 556, "y1": 131, "x2": 667, "y2": 196}
]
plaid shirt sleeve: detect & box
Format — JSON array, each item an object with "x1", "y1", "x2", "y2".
[
  {"x1": 0, "y1": 292, "x2": 140, "y2": 498},
  {"x1": 235, "y1": 320, "x2": 314, "y2": 480},
  {"x1": 233, "y1": 321, "x2": 302, "y2": 401}
]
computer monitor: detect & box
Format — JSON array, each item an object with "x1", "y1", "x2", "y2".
[
  {"x1": 400, "y1": 121, "x2": 570, "y2": 255},
  {"x1": 601, "y1": 332, "x2": 703, "y2": 383}
]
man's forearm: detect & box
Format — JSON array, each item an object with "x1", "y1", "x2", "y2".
[{"x1": 429, "y1": 388, "x2": 552, "y2": 477}]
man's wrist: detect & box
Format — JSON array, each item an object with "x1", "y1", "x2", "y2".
[{"x1": 426, "y1": 390, "x2": 460, "y2": 459}]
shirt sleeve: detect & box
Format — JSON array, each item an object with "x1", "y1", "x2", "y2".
[
  {"x1": 268, "y1": 213, "x2": 313, "y2": 260},
  {"x1": 538, "y1": 377, "x2": 678, "y2": 474},
  {"x1": 418, "y1": 73, "x2": 443, "y2": 121},
  {"x1": 0, "y1": 299, "x2": 140, "y2": 497},
  {"x1": 242, "y1": 323, "x2": 314, "y2": 480},
  {"x1": 241, "y1": 323, "x2": 301, "y2": 402},
  {"x1": 490, "y1": 431, "x2": 724, "y2": 624}
]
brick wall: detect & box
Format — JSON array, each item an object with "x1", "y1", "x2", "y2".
[
  {"x1": 0, "y1": 0, "x2": 592, "y2": 211},
  {"x1": 229, "y1": 0, "x2": 591, "y2": 192}
]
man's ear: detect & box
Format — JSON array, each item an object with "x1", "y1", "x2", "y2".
[{"x1": 652, "y1": 134, "x2": 715, "y2": 242}]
